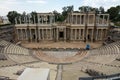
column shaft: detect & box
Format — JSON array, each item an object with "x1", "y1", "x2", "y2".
[
  {"x1": 29, "y1": 29, "x2": 32, "y2": 42},
  {"x1": 76, "y1": 15, "x2": 77, "y2": 24},
  {"x1": 82, "y1": 29, "x2": 84, "y2": 40},
  {"x1": 25, "y1": 29, "x2": 28, "y2": 40},
  {"x1": 96, "y1": 29, "x2": 98, "y2": 40},
  {"x1": 17, "y1": 29, "x2": 19, "y2": 40}
]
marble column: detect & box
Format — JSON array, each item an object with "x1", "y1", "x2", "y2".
[
  {"x1": 30, "y1": 29, "x2": 32, "y2": 42},
  {"x1": 38, "y1": 29, "x2": 40, "y2": 40},
  {"x1": 17, "y1": 29, "x2": 19, "y2": 40},
  {"x1": 53, "y1": 15, "x2": 55, "y2": 23},
  {"x1": 51, "y1": 29, "x2": 53, "y2": 40},
  {"x1": 102, "y1": 15, "x2": 104, "y2": 24},
  {"x1": 86, "y1": 29, "x2": 88, "y2": 40},
  {"x1": 37, "y1": 15, "x2": 39, "y2": 24},
  {"x1": 107, "y1": 15, "x2": 109, "y2": 26},
  {"x1": 96, "y1": 29, "x2": 98, "y2": 40},
  {"x1": 53, "y1": 29, "x2": 55, "y2": 40},
  {"x1": 15, "y1": 18, "x2": 17, "y2": 24},
  {"x1": 91, "y1": 29, "x2": 94, "y2": 42},
  {"x1": 34, "y1": 15, "x2": 35, "y2": 24},
  {"x1": 101, "y1": 29, "x2": 103, "y2": 40},
  {"x1": 28, "y1": 16, "x2": 30, "y2": 24},
  {"x1": 19, "y1": 17, "x2": 21, "y2": 24},
  {"x1": 35, "y1": 29, "x2": 37, "y2": 42},
  {"x1": 98, "y1": 15, "x2": 100, "y2": 25},
  {"x1": 20, "y1": 29, "x2": 22, "y2": 40},
  {"x1": 42, "y1": 16, "x2": 43, "y2": 24},
  {"x1": 68, "y1": 15, "x2": 69, "y2": 23},
  {"x1": 78, "y1": 29, "x2": 80, "y2": 40},
  {"x1": 46, "y1": 16, "x2": 47, "y2": 24},
  {"x1": 57, "y1": 28, "x2": 58, "y2": 41},
  {"x1": 84, "y1": 15, "x2": 86, "y2": 24},
  {"x1": 88, "y1": 15, "x2": 89, "y2": 24},
  {"x1": 71, "y1": 29, "x2": 73, "y2": 40},
  {"x1": 64, "y1": 28, "x2": 66, "y2": 41},
  {"x1": 72, "y1": 15, "x2": 73, "y2": 24},
  {"x1": 76, "y1": 15, "x2": 77, "y2": 24},
  {"x1": 82, "y1": 29, "x2": 84, "y2": 40},
  {"x1": 80, "y1": 15, "x2": 81, "y2": 24},
  {"x1": 25, "y1": 29, "x2": 28, "y2": 40},
  {"x1": 75, "y1": 29, "x2": 77, "y2": 40},
  {"x1": 42, "y1": 29, "x2": 44, "y2": 40},
  {"x1": 26, "y1": 16, "x2": 27, "y2": 24},
  {"x1": 46, "y1": 29, "x2": 48, "y2": 40},
  {"x1": 24, "y1": 17, "x2": 26, "y2": 24}
]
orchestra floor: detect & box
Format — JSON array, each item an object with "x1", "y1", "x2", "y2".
[{"x1": 21, "y1": 41, "x2": 103, "y2": 49}]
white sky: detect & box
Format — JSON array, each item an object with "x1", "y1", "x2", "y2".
[{"x1": 0, "y1": 0, "x2": 120, "y2": 16}]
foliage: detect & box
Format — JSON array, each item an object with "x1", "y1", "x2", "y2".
[
  {"x1": 78, "y1": 6, "x2": 104, "y2": 14},
  {"x1": 61, "y1": 5, "x2": 74, "y2": 22},
  {"x1": 7, "y1": 11, "x2": 21, "y2": 24},
  {"x1": 30, "y1": 11, "x2": 38, "y2": 23},
  {"x1": 107, "y1": 5, "x2": 120, "y2": 22},
  {"x1": 7, "y1": 5, "x2": 120, "y2": 25}
]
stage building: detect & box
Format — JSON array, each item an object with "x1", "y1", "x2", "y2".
[{"x1": 14, "y1": 12, "x2": 109, "y2": 42}]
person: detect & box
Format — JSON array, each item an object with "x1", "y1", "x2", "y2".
[{"x1": 85, "y1": 44, "x2": 90, "y2": 50}]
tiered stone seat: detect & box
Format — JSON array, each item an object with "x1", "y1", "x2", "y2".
[
  {"x1": 43, "y1": 51, "x2": 77, "y2": 58},
  {"x1": 108, "y1": 60, "x2": 120, "y2": 67},
  {"x1": 83, "y1": 61, "x2": 120, "y2": 75},
  {"x1": 0, "y1": 59, "x2": 16, "y2": 67},
  {"x1": 0, "y1": 65, "x2": 25, "y2": 79},
  {"x1": 7, "y1": 54, "x2": 39, "y2": 65},
  {"x1": 0, "y1": 40, "x2": 10, "y2": 47},
  {"x1": 0, "y1": 46, "x2": 5, "y2": 54},
  {"x1": 83, "y1": 41, "x2": 120, "y2": 64},
  {"x1": 0, "y1": 53, "x2": 7, "y2": 60},
  {"x1": 63, "y1": 60, "x2": 120, "y2": 76},
  {"x1": 5, "y1": 44, "x2": 29, "y2": 55},
  {"x1": 34, "y1": 50, "x2": 88, "y2": 64}
]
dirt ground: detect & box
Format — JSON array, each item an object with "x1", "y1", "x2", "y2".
[{"x1": 21, "y1": 41, "x2": 103, "y2": 49}]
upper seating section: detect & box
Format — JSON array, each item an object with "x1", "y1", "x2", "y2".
[
  {"x1": 0, "y1": 40, "x2": 10, "y2": 47},
  {"x1": 83, "y1": 41, "x2": 120, "y2": 64},
  {"x1": 5, "y1": 44, "x2": 30, "y2": 55},
  {"x1": 0, "y1": 39, "x2": 31, "y2": 55}
]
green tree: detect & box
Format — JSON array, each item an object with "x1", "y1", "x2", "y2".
[
  {"x1": 21, "y1": 11, "x2": 26, "y2": 23},
  {"x1": 107, "y1": 6, "x2": 120, "y2": 22},
  {"x1": 79, "y1": 6, "x2": 100, "y2": 13},
  {"x1": 30, "y1": 11, "x2": 38, "y2": 23},
  {"x1": 53, "y1": 10, "x2": 61, "y2": 22},
  {"x1": 62, "y1": 5, "x2": 74, "y2": 21},
  {"x1": 7, "y1": 11, "x2": 20, "y2": 24},
  {"x1": 99, "y1": 6, "x2": 105, "y2": 13}
]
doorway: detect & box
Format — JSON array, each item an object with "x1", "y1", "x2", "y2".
[{"x1": 59, "y1": 32, "x2": 64, "y2": 40}]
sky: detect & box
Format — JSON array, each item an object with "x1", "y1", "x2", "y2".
[{"x1": 0, "y1": 0, "x2": 120, "y2": 16}]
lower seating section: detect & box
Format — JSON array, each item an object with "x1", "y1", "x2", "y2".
[
  {"x1": 0, "y1": 40, "x2": 10, "y2": 47},
  {"x1": 62, "y1": 70, "x2": 90, "y2": 80},
  {"x1": 7, "y1": 54, "x2": 39, "y2": 64},
  {"x1": 5, "y1": 44, "x2": 30, "y2": 55},
  {"x1": 0, "y1": 65, "x2": 25, "y2": 80},
  {"x1": 0, "y1": 59, "x2": 16, "y2": 67},
  {"x1": 43, "y1": 51, "x2": 77, "y2": 58},
  {"x1": 0, "y1": 76, "x2": 9, "y2": 80},
  {"x1": 63, "y1": 61, "x2": 120, "y2": 79},
  {"x1": 0, "y1": 53, "x2": 7, "y2": 60},
  {"x1": 0, "y1": 62, "x2": 57, "y2": 80},
  {"x1": 83, "y1": 41, "x2": 120, "y2": 64},
  {"x1": 79, "y1": 73, "x2": 120, "y2": 80},
  {"x1": 0, "y1": 40, "x2": 120, "y2": 80},
  {"x1": 34, "y1": 50, "x2": 87, "y2": 64}
]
